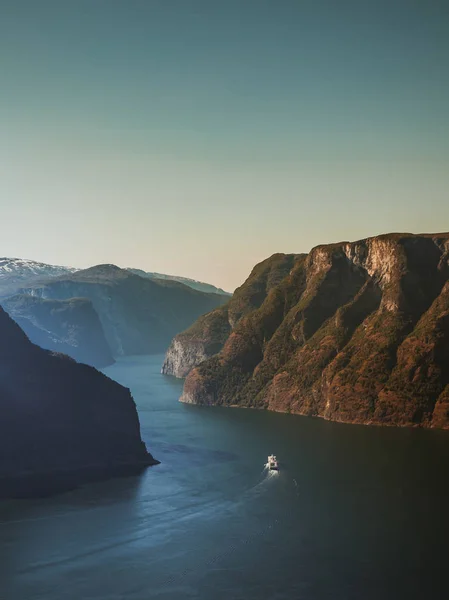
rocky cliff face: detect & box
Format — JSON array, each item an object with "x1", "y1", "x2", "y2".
[
  {"x1": 20, "y1": 265, "x2": 228, "y2": 357},
  {"x1": 1, "y1": 295, "x2": 114, "y2": 368},
  {"x1": 162, "y1": 253, "x2": 299, "y2": 377},
  {"x1": 0, "y1": 306, "x2": 156, "y2": 498},
  {"x1": 162, "y1": 308, "x2": 231, "y2": 377},
  {"x1": 176, "y1": 233, "x2": 449, "y2": 429}
]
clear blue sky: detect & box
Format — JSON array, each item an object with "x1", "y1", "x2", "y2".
[{"x1": 1, "y1": 0, "x2": 448, "y2": 291}]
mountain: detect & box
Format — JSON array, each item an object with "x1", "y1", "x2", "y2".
[
  {"x1": 0, "y1": 305, "x2": 156, "y2": 498},
  {"x1": 0, "y1": 258, "x2": 230, "y2": 297},
  {"x1": 0, "y1": 258, "x2": 229, "y2": 362},
  {"x1": 127, "y1": 268, "x2": 231, "y2": 296},
  {"x1": 162, "y1": 253, "x2": 297, "y2": 377},
  {"x1": 0, "y1": 257, "x2": 77, "y2": 296},
  {"x1": 164, "y1": 233, "x2": 449, "y2": 430},
  {"x1": 1, "y1": 295, "x2": 114, "y2": 368},
  {"x1": 20, "y1": 264, "x2": 229, "y2": 356}
]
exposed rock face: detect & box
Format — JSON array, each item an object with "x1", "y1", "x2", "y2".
[
  {"x1": 162, "y1": 308, "x2": 231, "y2": 377},
  {"x1": 162, "y1": 253, "x2": 299, "y2": 377},
  {"x1": 0, "y1": 306, "x2": 156, "y2": 498},
  {"x1": 178, "y1": 233, "x2": 449, "y2": 429},
  {"x1": 20, "y1": 265, "x2": 228, "y2": 357},
  {"x1": 162, "y1": 336, "x2": 212, "y2": 379},
  {"x1": 1, "y1": 295, "x2": 114, "y2": 368}
]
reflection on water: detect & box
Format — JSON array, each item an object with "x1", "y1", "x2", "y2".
[{"x1": 1, "y1": 355, "x2": 449, "y2": 600}]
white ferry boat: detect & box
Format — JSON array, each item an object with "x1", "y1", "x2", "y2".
[{"x1": 267, "y1": 454, "x2": 279, "y2": 471}]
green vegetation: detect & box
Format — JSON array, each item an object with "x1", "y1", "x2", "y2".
[{"x1": 181, "y1": 233, "x2": 449, "y2": 429}]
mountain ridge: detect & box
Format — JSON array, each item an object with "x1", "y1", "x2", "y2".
[
  {"x1": 20, "y1": 264, "x2": 228, "y2": 356},
  {"x1": 0, "y1": 257, "x2": 230, "y2": 297},
  {"x1": 127, "y1": 268, "x2": 231, "y2": 296},
  {"x1": 164, "y1": 232, "x2": 449, "y2": 429},
  {"x1": 0, "y1": 257, "x2": 77, "y2": 296}
]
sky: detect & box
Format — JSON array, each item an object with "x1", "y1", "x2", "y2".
[{"x1": 1, "y1": 0, "x2": 448, "y2": 291}]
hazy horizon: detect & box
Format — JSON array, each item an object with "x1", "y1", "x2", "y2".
[
  {"x1": 4, "y1": 224, "x2": 449, "y2": 295},
  {"x1": 1, "y1": 0, "x2": 448, "y2": 291}
]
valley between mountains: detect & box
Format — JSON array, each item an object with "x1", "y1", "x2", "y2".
[{"x1": 2, "y1": 232, "x2": 449, "y2": 499}]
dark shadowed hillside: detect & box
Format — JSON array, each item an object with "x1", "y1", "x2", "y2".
[
  {"x1": 1, "y1": 295, "x2": 114, "y2": 368},
  {"x1": 127, "y1": 268, "x2": 231, "y2": 296},
  {"x1": 0, "y1": 306, "x2": 156, "y2": 498},
  {"x1": 19, "y1": 264, "x2": 228, "y2": 357}
]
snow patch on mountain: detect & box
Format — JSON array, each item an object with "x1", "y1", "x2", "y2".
[{"x1": 0, "y1": 258, "x2": 79, "y2": 295}]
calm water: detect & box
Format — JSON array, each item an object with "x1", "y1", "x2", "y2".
[{"x1": 1, "y1": 355, "x2": 449, "y2": 600}]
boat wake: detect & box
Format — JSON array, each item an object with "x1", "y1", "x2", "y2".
[
  {"x1": 263, "y1": 464, "x2": 279, "y2": 477},
  {"x1": 240, "y1": 464, "x2": 279, "y2": 499}
]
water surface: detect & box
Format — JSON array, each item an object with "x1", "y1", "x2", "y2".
[{"x1": 1, "y1": 355, "x2": 449, "y2": 599}]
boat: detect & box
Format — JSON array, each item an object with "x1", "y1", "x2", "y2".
[{"x1": 267, "y1": 454, "x2": 279, "y2": 471}]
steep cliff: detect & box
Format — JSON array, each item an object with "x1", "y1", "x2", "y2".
[
  {"x1": 0, "y1": 306, "x2": 156, "y2": 498},
  {"x1": 20, "y1": 264, "x2": 228, "y2": 357},
  {"x1": 177, "y1": 233, "x2": 449, "y2": 429},
  {"x1": 162, "y1": 253, "x2": 300, "y2": 377},
  {"x1": 1, "y1": 295, "x2": 114, "y2": 368}
]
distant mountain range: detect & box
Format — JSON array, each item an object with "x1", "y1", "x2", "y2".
[
  {"x1": 2, "y1": 295, "x2": 114, "y2": 368},
  {"x1": 0, "y1": 258, "x2": 230, "y2": 297},
  {"x1": 163, "y1": 232, "x2": 449, "y2": 430},
  {"x1": 127, "y1": 268, "x2": 231, "y2": 296},
  {"x1": 0, "y1": 257, "x2": 78, "y2": 296},
  {"x1": 18, "y1": 264, "x2": 229, "y2": 356},
  {"x1": 0, "y1": 258, "x2": 229, "y2": 367}
]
